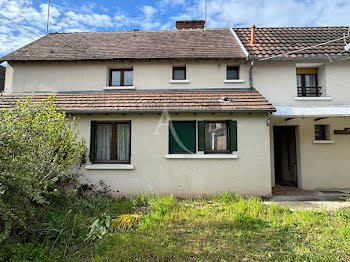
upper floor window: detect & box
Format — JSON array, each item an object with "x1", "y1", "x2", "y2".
[
  {"x1": 90, "y1": 121, "x2": 131, "y2": 163},
  {"x1": 110, "y1": 69, "x2": 133, "y2": 86},
  {"x1": 173, "y1": 66, "x2": 186, "y2": 80},
  {"x1": 296, "y1": 68, "x2": 321, "y2": 97},
  {"x1": 226, "y1": 66, "x2": 239, "y2": 80}
]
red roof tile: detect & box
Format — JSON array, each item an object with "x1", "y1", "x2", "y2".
[
  {"x1": 234, "y1": 26, "x2": 350, "y2": 59},
  {"x1": 0, "y1": 90, "x2": 275, "y2": 113}
]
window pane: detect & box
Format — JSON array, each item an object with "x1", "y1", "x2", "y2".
[
  {"x1": 169, "y1": 121, "x2": 196, "y2": 153},
  {"x1": 96, "y1": 124, "x2": 112, "y2": 161},
  {"x1": 173, "y1": 68, "x2": 186, "y2": 80},
  {"x1": 111, "y1": 71, "x2": 121, "y2": 86},
  {"x1": 124, "y1": 71, "x2": 133, "y2": 86},
  {"x1": 116, "y1": 124, "x2": 130, "y2": 161},
  {"x1": 305, "y1": 74, "x2": 316, "y2": 87},
  {"x1": 297, "y1": 75, "x2": 302, "y2": 87},
  {"x1": 315, "y1": 125, "x2": 328, "y2": 140},
  {"x1": 205, "y1": 122, "x2": 228, "y2": 151},
  {"x1": 227, "y1": 67, "x2": 238, "y2": 80}
]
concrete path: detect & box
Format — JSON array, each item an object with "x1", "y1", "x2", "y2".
[
  {"x1": 266, "y1": 190, "x2": 350, "y2": 210},
  {"x1": 266, "y1": 200, "x2": 350, "y2": 210}
]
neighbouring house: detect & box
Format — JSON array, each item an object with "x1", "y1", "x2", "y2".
[
  {"x1": 0, "y1": 21, "x2": 349, "y2": 196},
  {"x1": 0, "y1": 65, "x2": 5, "y2": 92},
  {"x1": 234, "y1": 26, "x2": 350, "y2": 190}
]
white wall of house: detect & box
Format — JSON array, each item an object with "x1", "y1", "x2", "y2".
[
  {"x1": 5, "y1": 60, "x2": 250, "y2": 93},
  {"x1": 254, "y1": 60, "x2": 350, "y2": 106},
  {"x1": 270, "y1": 117, "x2": 350, "y2": 190},
  {"x1": 75, "y1": 112, "x2": 272, "y2": 197}
]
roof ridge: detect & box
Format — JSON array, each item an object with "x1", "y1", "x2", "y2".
[
  {"x1": 233, "y1": 26, "x2": 350, "y2": 29},
  {"x1": 48, "y1": 28, "x2": 230, "y2": 35}
]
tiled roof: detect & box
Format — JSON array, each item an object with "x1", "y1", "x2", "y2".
[
  {"x1": 1, "y1": 29, "x2": 246, "y2": 62},
  {"x1": 0, "y1": 90, "x2": 275, "y2": 113},
  {"x1": 0, "y1": 65, "x2": 5, "y2": 91},
  {"x1": 234, "y1": 26, "x2": 350, "y2": 59}
]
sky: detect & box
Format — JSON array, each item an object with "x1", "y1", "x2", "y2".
[{"x1": 0, "y1": 0, "x2": 350, "y2": 58}]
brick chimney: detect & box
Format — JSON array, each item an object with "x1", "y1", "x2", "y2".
[
  {"x1": 250, "y1": 25, "x2": 256, "y2": 45},
  {"x1": 176, "y1": 20, "x2": 206, "y2": 30}
]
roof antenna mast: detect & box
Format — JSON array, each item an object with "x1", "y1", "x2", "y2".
[
  {"x1": 46, "y1": 0, "x2": 51, "y2": 35},
  {"x1": 204, "y1": 0, "x2": 207, "y2": 28}
]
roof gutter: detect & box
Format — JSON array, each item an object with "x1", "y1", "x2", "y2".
[
  {"x1": 65, "y1": 108, "x2": 276, "y2": 114},
  {"x1": 230, "y1": 28, "x2": 250, "y2": 59}
]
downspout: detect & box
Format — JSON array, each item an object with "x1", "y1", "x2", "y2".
[{"x1": 249, "y1": 60, "x2": 254, "y2": 89}]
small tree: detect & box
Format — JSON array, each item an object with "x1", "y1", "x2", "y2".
[{"x1": 0, "y1": 96, "x2": 86, "y2": 241}]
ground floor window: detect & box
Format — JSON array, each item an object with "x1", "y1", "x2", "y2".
[
  {"x1": 90, "y1": 121, "x2": 131, "y2": 163},
  {"x1": 169, "y1": 120, "x2": 237, "y2": 154},
  {"x1": 315, "y1": 125, "x2": 330, "y2": 140},
  {"x1": 204, "y1": 122, "x2": 230, "y2": 153}
]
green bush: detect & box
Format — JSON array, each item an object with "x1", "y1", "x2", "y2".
[{"x1": 0, "y1": 97, "x2": 86, "y2": 242}]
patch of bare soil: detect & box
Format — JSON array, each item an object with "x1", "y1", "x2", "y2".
[{"x1": 272, "y1": 185, "x2": 317, "y2": 196}]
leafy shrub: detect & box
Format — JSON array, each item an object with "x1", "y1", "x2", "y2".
[
  {"x1": 0, "y1": 97, "x2": 86, "y2": 241},
  {"x1": 0, "y1": 240, "x2": 58, "y2": 262},
  {"x1": 86, "y1": 214, "x2": 111, "y2": 241}
]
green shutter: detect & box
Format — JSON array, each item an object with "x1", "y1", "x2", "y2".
[
  {"x1": 229, "y1": 120, "x2": 237, "y2": 152},
  {"x1": 90, "y1": 121, "x2": 97, "y2": 162},
  {"x1": 169, "y1": 121, "x2": 196, "y2": 153},
  {"x1": 197, "y1": 121, "x2": 205, "y2": 151}
]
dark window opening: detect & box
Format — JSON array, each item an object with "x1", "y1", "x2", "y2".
[
  {"x1": 315, "y1": 125, "x2": 329, "y2": 140},
  {"x1": 172, "y1": 66, "x2": 186, "y2": 80},
  {"x1": 110, "y1": 69, "x2": 133, "y2": 86},
  {"x1": 226, "y1": 66, "x2": 239, "y2": 80}
]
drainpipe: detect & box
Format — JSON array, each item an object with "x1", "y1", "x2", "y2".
[{"x1": 249, "y1": 60, "x2": 254, "y2": 89}]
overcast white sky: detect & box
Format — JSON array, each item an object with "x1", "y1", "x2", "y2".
[{"x1": 0, "y1": 0, "x2": 349, "y2": 58}]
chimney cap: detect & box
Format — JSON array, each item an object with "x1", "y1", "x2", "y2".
[
  {"x1": 250, "y1": 24, "x2": 256, "y2": 28},
  {"x1": 176, "y1": 20, "x2": 206, "y2": 30}
]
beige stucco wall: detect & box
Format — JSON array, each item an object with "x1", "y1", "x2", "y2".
[
  {"x1": 270, "y1": 117, "x2": 350, "y2": 190},
  {"x1": 254, "y1": 60, "x2": 350, "y2": 106},
  {"x1": 5, "y1": 60, "x2": 250, "y2": 93},
  {"x1": 75, "y1": 112, "x2": 271, "y2": 197}
]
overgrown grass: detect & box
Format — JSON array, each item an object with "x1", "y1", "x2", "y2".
[{"x1": 2, "y1": 193, "x2": 350, "y2": 261}]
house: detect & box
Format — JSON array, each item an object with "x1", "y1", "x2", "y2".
[
  {"x1": 0, "y1": 20, "x2": 349, "y2": 196},
  {"x1": 234, "y1": 26, "x2": 350, "y2": 190},
  {"x1": 0, "y1": 65, "x2": 5, "y2": 92}
]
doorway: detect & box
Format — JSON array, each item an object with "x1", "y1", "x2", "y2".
[{"x1": 273, "y1": 126, "x2": 298, "y2": 187}]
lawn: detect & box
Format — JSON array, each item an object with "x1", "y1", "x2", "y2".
[{"x1": 1, "y1": 193, "x2": 350, "y2": 261}]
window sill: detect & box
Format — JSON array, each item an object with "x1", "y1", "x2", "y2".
[
  {"x1": 294, "y1": 97, "x2": 332, "y2": 101},
  {"x1": 313, "y1": 140, "x2": 335, "y2": 144},
  {"x1": 169, "y1": 80, "x2": 190, "y2": 84},
  {"x1": 165, "y1": 154, "x2": 238, "y2": 159},
  {"x1": 224, "y1": 80, "x2": 245, "y2": 83},
  {"x1": 85, "y1": 164, "x2": 134, "y2": 170},
  {"x1": 103, "y1": 86, "x2": 136, "y2": 91}
]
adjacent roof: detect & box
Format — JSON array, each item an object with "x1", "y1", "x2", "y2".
[
  {"x1": 0, "y1": 90, "x2": 275, "y2": 113},
  {"x1": 0, "y1": 65, "x2": 4, "y2": 91},
  {"x1": 234, "y1": 26, "x2": 350, "y2": 59},
  {"x1": 273, "y1": 105, "x2": 350, "y2": 117},
  {"x1": 0, "y1": 29, "x2": 246, "y2": 62}
]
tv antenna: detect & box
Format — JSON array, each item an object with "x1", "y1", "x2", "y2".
[
  {"x1": 204, "y1": 0, "x2": 207, "y2": 28},
  {"x1": 46, "y1": 0, "x2": 50, "y2": 34}
]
